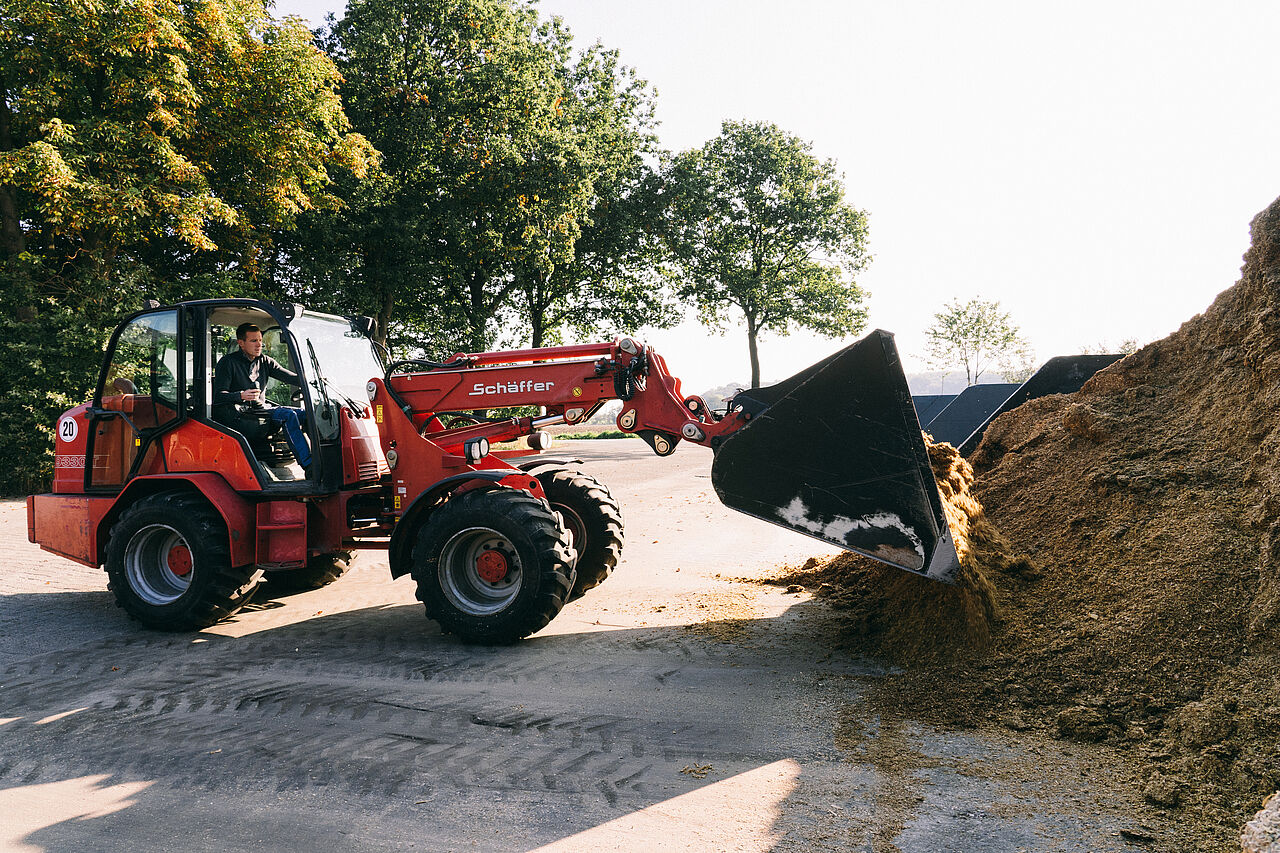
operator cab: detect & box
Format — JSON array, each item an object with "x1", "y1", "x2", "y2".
[
  {"x1": 88, "y1": 299, "x2": 384, "y2": 494},
  {"x1": 206, "y1": 306, "x2": 312, "y2": 481}
]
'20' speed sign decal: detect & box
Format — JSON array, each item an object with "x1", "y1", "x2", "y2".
[{"x1": 58, "y1": 416, "x2": 79, "y2": 443}]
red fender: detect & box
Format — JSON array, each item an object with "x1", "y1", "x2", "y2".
[{"x1": 98, "y1": 473, "x2": 257, "y2": 568}]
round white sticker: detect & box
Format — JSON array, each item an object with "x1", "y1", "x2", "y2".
[{"x1": 58, "y1": 416, "x2": 79, "y2": 443}]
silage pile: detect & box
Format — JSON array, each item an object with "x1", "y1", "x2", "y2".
[
  {"x1": 771, "y1": 439, "x2": 1030, "y2": 664},
  {"x1": 775, "y1": 196, "x2": 1280, "y2": 846}
]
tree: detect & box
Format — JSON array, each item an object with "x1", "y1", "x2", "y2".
[
  {"x1": 0, "y1": 0, "x2": 374, "y2": 290},
  {"x1": 509, "y1": 42, "x2": 679, "y2": 348},
  {"x1": 512, "y1": 158, "x2": 681, "y2": 349},
  {"x1": 0, "y1": 0, "x2": 374, "y2": 492},
  {"x1": 998, "y1": 341, "x2": 1038, "y2": 383},
  {"x1": 304, "y1": 0, "x2": 576, "y2": 352},
  {"x1": 663, "y1": 120, "x2": 870, "y2": 387},
  {"x1": 924, "y1": 297, "x2": 1029, "y2": 386},
  {"x1": 300, "y1": 1, "x2": 677, "y2": 355}
]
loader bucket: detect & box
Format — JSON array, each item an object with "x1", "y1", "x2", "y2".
[{"x1": 711, "y1": 330, "x2": 961, "y2": 582}]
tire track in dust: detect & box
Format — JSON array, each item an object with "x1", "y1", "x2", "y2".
[{"x1": 0, "y1": 626, "x2": 819, "y2": 808}]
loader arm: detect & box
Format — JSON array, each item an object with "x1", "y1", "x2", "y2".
[
  {"x1": 377, "y1": 337, "x2": 741, "y2": 452},
  {"x1": 372, "y1": 331, "x2": 960, "y2": 582}
]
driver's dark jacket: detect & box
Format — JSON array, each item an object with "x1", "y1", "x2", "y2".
[{"x1": 212, "y1": 349, "x2": 300, "y2": 423}]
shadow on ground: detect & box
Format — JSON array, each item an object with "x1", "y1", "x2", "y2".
[{"x1": 0, "y1": 588, "x2": 1156, "y2": 852}]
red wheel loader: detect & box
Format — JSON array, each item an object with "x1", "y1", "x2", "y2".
[{"x1": 27, "y1": 298, "x2": 958, "y2": 643}]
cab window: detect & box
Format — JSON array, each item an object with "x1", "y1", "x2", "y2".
[
  {"x1": 207, "y1": 316, "x2": 303, "y2": 412},
  {"x1": 91, "y1": 310, "x2": 183, "y2": 488},
  {"x1": 100, "y1": 310, "x2": 183, "y2": 427},
  {"x1": 261, "y1": 327, "x2": 302, "y2": 406}
]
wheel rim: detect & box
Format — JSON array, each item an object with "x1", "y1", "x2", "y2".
[
  {"x1": 552, "y1": 503, "x2": 585, "y2": 569},
  {"x1": 438, "y1": 526, "x2": 523, "y2": 616},
  {"x1": 124, "y1": 524, "x2": 194, "y2": 605}
]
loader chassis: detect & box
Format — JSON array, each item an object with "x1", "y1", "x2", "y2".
[{"x1": 28, "y1": 298, "x2": 958, "y2": 644}]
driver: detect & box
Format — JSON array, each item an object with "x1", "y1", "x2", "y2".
[{"x1": 213, "y1": 323, "x2": 311, "y2": 468}]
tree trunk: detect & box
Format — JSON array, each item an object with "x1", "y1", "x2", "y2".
[
  {"x1": 746, "y1": 316, "x2": 761, "y2": 388},
  {"x1": 466, "y1": 269, "x2": 487, "y2": 352},
  {"x1": 531, "y1": 279, "x2": 552, "y2": 350},
  {"x1": 530, "y1": 313, "x2": 545, "y2": 349},
  {"x1": 0, "y1": 86, "x2": 25, "y2": 256},
  {"x1": 375, "y1": 288, "x2": 394, "y2": 350},
  {"x1": 0, "y1": 186, "x2": 23, "y2": 256}
]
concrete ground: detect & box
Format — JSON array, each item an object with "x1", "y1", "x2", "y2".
[{"x1": 1, "y1": 440, "x2": 1159, "y2": 852}]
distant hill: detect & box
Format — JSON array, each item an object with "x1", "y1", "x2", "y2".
[
  {"x1": 697, "y1": 382, "x2": 752, "y2": 411},
  {"x1": 904, "y1": 370, "x2": 1015, "y2": 395}
]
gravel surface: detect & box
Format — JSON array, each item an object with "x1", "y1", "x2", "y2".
[{"x1": 2, "y1": 441, "x2": 1155, "y2": 851}]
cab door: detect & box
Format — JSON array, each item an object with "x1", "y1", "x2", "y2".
[{"x1": 87, "y1": 309, "x2": 192, "y2": 490}]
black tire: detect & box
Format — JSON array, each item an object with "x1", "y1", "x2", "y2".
[
  {"x1": 411, "y1": 488, "x2": 574, "y2": 644},
  {"x1": 535, "y1": 468, "x2": 624, "y2": 599},
  {"x1": 263, "y1": 550, "x2": 353, "y2": 593},
  {"x1": 444, "y1": 415, "x2": 483, "y2": 429},
  {"x1": 105, "y1": 491, "x2": 259, "y2": 631}
]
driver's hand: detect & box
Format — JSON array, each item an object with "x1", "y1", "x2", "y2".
[{"x1": 240, "y1": 389, "x2": 261, "y2": 402}]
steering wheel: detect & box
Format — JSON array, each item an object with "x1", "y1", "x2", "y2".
[{"x1": 243, "y1": 401, "x2": 278, "y2": 420}]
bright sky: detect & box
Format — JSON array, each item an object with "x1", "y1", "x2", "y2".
[{"x1": 272, "y1": 0, "x2": 1280, "y2": 390}]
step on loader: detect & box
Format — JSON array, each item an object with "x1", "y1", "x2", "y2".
[{"x1": 28, "y1": 298, "x2": 959, "y2": 644}]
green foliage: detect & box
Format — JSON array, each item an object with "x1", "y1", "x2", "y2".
[
  {"x1": 298, "y1": 0, "x2": 580, "y2": 352},
  {"x1": 513, "y1": 159, "x2": 681, "y2": 348},
  {"x1": 299, "y1": 0, "x2": 677, "y2": 357},
  {"x1": 924, "y1": 297, "x2": 1030, "y2": 386},
  {"x1": 0, "y1": 275, "x2": 113, "y2": 494},
  {"x1": 510, "y1": 42, "x2": 679, "y2": 347},
  {"x1": 0, "y1": 0, "x2": 374, "y2": 280},
  {"x1": 0, "y1": 0, "x2": 373, "y2": 493},
  {"x1": 664, "y1": 120, "x2": 871, "y2": 387}
]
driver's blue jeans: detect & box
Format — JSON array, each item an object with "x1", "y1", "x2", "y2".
[{"x1": 270, "y1": 407, "x2": 312, "y2": 468}]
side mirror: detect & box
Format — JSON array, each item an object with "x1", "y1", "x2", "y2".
[{"x1": 354, "y1": 316, "x2": 376, "y2": 339}]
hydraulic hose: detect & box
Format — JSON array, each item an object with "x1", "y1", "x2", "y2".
[
  {"x1": 384, "y1": 357, "x2": 471, "y2": 377},
  {"x1": 382, "y1": 357, "x2": 473, "y2": 416}
]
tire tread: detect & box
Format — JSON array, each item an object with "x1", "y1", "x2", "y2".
[
  {"x1": 537, "y1": 468, "x2": 624, "y2": 598},
  {"x1": 264, "y1": 550, "x2": 353, "y2": 592},
  {"x1": 411, "y1": 488, "x2": 573, "y2": 644},
  {"x1": 105, "y1": 491, "x2": 258, "y2": 631}
]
